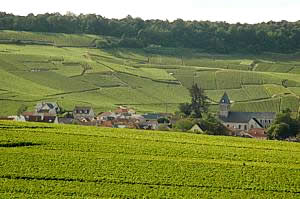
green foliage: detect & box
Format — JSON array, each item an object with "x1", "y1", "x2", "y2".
[
  {"x1": 2, "y1": 31, "x2": 300, "y2": 116},
  {"x1": 157, "y1": 118, "x2": 170, "y2": 124},
  {"x1": 1, "y1": 13, "x2": 300, "y2": 53},
  {"x1": 267, "y1": 123, "x2": 290, "y2": 140},
  {"x1": 198, "y1": 114, "x2": 229, "y2": 135},
  {"x1": 267, "y1": 110, "x2": 299, "y2": 140},
  {"x1": 178, "y1": 103, "x2": 192, "y2": 116},
  {"x1": 118, "y1": 38, "x2": 145, "y2": 48},
  {"x1": 189, "y1": 84, "x2": 209, "y2": 118},
  {"x1": 174, "y1": 118, "x2": 194, "y2": 131},
  {"x1": 0, "y1": 121, "x2": 299, "y2": 198}
]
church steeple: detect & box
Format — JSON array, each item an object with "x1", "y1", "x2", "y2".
[{"x1": 219, "y1": 92, "x2": 231, "y2": 118}]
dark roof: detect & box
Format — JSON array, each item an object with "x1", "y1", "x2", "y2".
[
  {"x1": 74, "y1": 106, "x2": 92, "y2": 111},
  {"x1": 219, "y1": 112, "x2": 276, "y2": 123},
  {"x1": 142, "y1": 113, "x2": 164, "y2": 120},
  {"x1": 220, "y1": 92, "x2": 230, "y2": 104},
  {"x1": 252, "y1": 118, "x2": 264, "y2": 128},
  {"x1": 45, "y1": 103, "x2": 54, "y2": 109}
]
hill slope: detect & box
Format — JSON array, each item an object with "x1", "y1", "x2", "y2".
[
  {"x1": 1, "y1": 31, "x2": 300, "y2": 115},
  {"x1": 0, "y1": 121, "x2": 299, "y2": 198}
]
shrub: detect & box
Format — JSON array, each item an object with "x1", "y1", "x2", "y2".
[{"x1": 174, "y1": 118, "x2": 194, "y2": 132}]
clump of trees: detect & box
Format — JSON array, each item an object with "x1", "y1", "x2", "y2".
[
  {"x1": 173, "y1": 114, "x2": 228, "y2": 135},
  {"x1": 176, "y1": 84, "x2": 228, "y2": 135},
  {"x1": 179, "y1": 84, "x2": 208, "y2": 118},
  {"x1": 267, "y1": 109, "x2": 300, "y2": 140},
  {"x1": 1, "y1": 12, "x2": 300, "y2": 53}
]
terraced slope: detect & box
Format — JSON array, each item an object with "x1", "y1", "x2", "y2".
[
  {"x1": 0, "y1": 121, "x2": 299, "y2": 198},
  {"x1": 1, "y1": 31, "x2": 300, "y2": 115}
]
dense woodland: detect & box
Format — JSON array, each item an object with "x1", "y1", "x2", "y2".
[{"x1": 1, "y1": 12, "x2": 300, "y2": 53}]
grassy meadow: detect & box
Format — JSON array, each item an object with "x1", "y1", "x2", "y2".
[
  {"x1": 0, "y1": 121, "x2": 299, "y2": 198},
  {"x1": 1, "y1": 30, "x2": 300, "y2": 115}
]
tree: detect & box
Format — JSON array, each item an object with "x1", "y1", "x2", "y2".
[
  {"x1": 189, "y1": 84, "x2": 209, "y2": 118},
  {"x1": 197, "y1": 114, "x2": 228, "y2": 135},
  {"x1": 16, "y1": 104, "x2": 27, "y2": 116},
  {"x1": 267, "y1": 109, "x2": 299, "y2": 140},
  {"x1": 157, "y1": 118, "x2": 170, "y2": 124},
  {"x1": 178, "y1": 103, "x2": 192, "y2": 116},
  {"x1": 178, "y1": 84, "x2": 209, "y2": 118},
  {"x1": 267, "y1": 123, "x2": 290, "y2": 140}
]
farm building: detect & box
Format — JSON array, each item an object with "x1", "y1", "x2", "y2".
[
  {"x1": 36, "y1": 102, "x2": 60, "y2": 115},
  {"x1": 218, "y1": 92, "x2": 275, "y2": 130},
  {"x1": 73, "y1": 106, "x2": 95, "y2": 120},
  {"x1": 22, "y1": 112, "x2": 58, "y2": 124}
]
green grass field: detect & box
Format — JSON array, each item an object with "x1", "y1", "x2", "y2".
[
  {"x1": 0, "y1": 121, "x2": 299, "y2": 198},
  {"x1": 2, "y1": 30, "x2": 300, "y2": 115}
]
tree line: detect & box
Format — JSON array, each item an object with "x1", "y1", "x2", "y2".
[{"x1": 1, "y1": 12, "x2": 300, "y2": 53}]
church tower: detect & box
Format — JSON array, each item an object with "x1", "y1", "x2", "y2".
[{"x1": 219, "y1": 92, "x2": 231, "y2": 118}]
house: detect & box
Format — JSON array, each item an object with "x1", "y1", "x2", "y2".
[
  {"x1": 139, "y1": 120, "x2": 159, "y2": 130},
  {"x1": 115, "y1": 106, "x2": 136, "y2": 115},
  {"x1": 247, "y1": 128, "x2": 267, "y2": 140},
  {"x1": 218, "y1": 92, "x2": 275, "y2": 131},
  {"x1": 22, "y1": 112, "x2": 58, "y2": 124},
  {"x1": 36, "y1": 102, "x2": 60, "y2": 115},
  {"x1": 97, "y1": 112, "x2": 116, "y2": 121},
  {"x1": 73, "y1": 106, "x2": 95, "y2": 120},
  {"x1": 100, "y1": 120, "x2": 114, "y2": 128},
  {"x1": 189, "y1": 124, "x2": 204, "y2": 133},
  {"x1": 142, "y1": 113, "x2": 164, "y2": 121}
]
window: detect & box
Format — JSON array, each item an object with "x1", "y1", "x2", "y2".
[
  {"x1": 227, "y1": 124, "x2": 230, "y2": 127},
  {"x1": 244, "y1": 125, "x2": 247, "y2": 130},
  {"x1": 238, "y1": 125, "x2": 241, "y2": 129}
]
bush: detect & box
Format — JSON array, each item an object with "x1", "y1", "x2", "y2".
[
  {"x1": 157, "y1": 118, "x2": 170, "y2": 124},
  {"x1": 118, "y1": 38, "x2": 145, "y2": 48},
  {"x1": 157, "y1": 124, "x2": 170, "y2": 131},
  {"x1": 95, "y1": 39, "x2": 116, "y2": 48},
  {"x1": 174, "y1": 118, "x2": 194, "y2": 132}
]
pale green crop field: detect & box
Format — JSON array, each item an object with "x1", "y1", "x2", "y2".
[
  {"x1": 1, "y1": 31, "x2": 300, "y2": 115},
  {"x1": 0, "y1": 121, "x2": 299, "y2": 198}
]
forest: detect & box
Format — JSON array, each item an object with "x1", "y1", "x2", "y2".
[{"x1": 0, "y1": 12, "x2": 300, "y2": 53}]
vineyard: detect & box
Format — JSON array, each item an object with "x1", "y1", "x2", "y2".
[
  {"x1": 0, "y1": 121, "x2": 299, "y2": 198},
  {"x1": 1, "y1": 31, "x2": 300, "y2": 115}
]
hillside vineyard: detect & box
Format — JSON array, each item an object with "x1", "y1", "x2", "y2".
[{"x1": 1, "y1": 31, "x2": 300, "y2": 116}]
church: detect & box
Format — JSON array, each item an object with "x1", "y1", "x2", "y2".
[{"x1": 218, "y1": 92, "x2": 276, "y2": 130}]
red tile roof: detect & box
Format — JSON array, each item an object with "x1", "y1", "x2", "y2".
[{"x1": 248, "y1": 128, "x2": 267, "y2": 139}]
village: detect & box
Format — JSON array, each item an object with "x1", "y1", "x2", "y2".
[{"x1": 1, "y1": 93, "x2": 278, "y2": 140}]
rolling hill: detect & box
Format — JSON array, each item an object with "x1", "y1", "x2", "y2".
[{"x1": 1, "y1": 30, "x2": 300, "y2": 116}]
